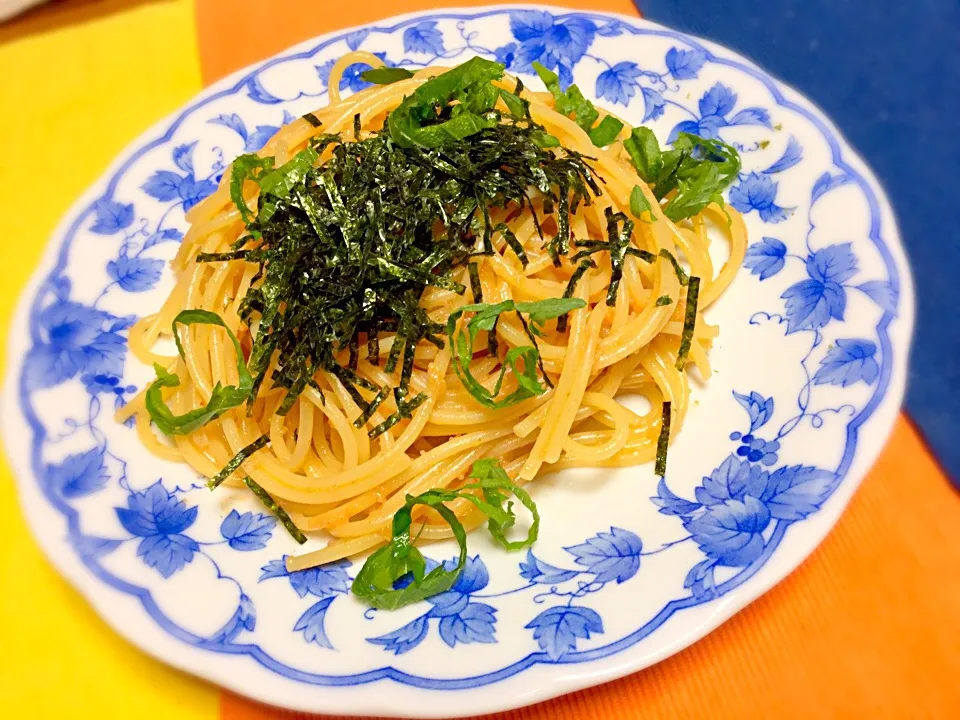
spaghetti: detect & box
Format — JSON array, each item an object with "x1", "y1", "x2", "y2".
[{"x1": 117, "y1": 54, "x2": 747, "y2": 590}]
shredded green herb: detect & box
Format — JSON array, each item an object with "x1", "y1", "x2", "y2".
[
  {"x1": 675, "y1": 276, "x2": 701, "y2": 370},
  {"x1": 656, "y1": 295, "x2": 673, "y2": 306},
  {"x1": 145, "y1": 310, "x2": 252, "y2": 435},
  {"x1": 655, "y1": 401, "x2": 672, "y2": 477},
  {"x1": 446, "y1": 298, "x2": 584, "y2": 408},
  {"x1": 360, "y1": 66, "x2": 415, "y2": 85},
  {"x1": 624, "y1": 129, "x2": 740, "y2": 221},
  {"x1": 351, "y1": 458, "x2": 537, "y2": 609},
  {"x1": 629, "y1": 185, "x2": 656, "y2": 223}
]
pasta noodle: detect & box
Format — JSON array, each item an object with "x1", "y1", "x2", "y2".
[{"x1": 117, "y1": 53, "x2": 747, "y2": 573}]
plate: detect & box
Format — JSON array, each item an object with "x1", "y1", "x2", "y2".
[{"x1": 1, "y1": 6, "x2": 912, "y2": 717}]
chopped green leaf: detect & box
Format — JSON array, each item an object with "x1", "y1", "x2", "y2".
[
  {"x1": 361, "y1": 66, "x2": 415, "y2": 85},
  {"x1": 446, "y1": 298, "x2": 584, "y2": 407},
  {"x1": 387, "y1": 57, "x2": 505, "y2": 148},
  {"x1": 675, "y1": 276, "x2": 701, "y2": 370},
  {"x1": 463, "y1": 458, "x2": 539, "y2": 550},
  {"x1": 655, "y1": 401, "x2": 672, "y2": 477},
  {"x1": 146, "y1": 310, "x2": 252, "y2": 436},
  {"x1": 656, "y1": 295, "x2": 673, "y2": 306},
  {"x1": 629, "y1": 185, "x2": 657, "y2": 222},
  {"x1": 230, "y1": 154, "x2": 274, "y2": 224},
  {"x1": 351, "y1": 459, "x2": 537, "y2": 609},
  {"x1": 623, "y1": 126, "x2": 662, "y2": 183},
  {"x1": 588, "y1": 115, "x2": 625, "y2": 147}
]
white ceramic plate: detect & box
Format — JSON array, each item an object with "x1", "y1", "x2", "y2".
[{"x1": 1, "y1": 6, "x2": 912, "y2": 717}]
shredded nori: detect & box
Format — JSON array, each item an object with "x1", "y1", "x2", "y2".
[
  {"x1": 675, "y1": 276, "x2": 701, "y2": 370},
  {"x1": 656, "y1": 295, "x2": 673, "y2": 306},
  {"x1": 241, "y1": 474, "x2": 307, "y2": 544},
  {"x1": 208, "y1": 435, "x2": 269, "y2": 489},
  {"x1": 209, "y1": 108, "x2": 600, "y2": 436},
  {"x1": 655, "y1": 401, "x2": 672, "y2": 477}
]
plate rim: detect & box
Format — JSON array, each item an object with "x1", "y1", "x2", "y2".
[{"x1": 0, "y1": 5, "x2": 915, "y2": 717}]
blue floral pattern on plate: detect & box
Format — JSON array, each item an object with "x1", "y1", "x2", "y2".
[{"x1": 1, "y1": 8, "x2": 910, "y2": 717}]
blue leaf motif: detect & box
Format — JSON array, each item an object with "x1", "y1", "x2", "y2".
[
  {"x1": 345, "y1": 28, "x2": 370, "y2": 50},
  {"x1": 595, "y1": 62, "x2": 643, "y2": 106},
  {"x1": 24, "y1": 344, "x2": 81, "y2": 390},
  {"x1": 107, "y1": 256, "x2": 164, "y2": 292},
  {"x1": 564, "y1": 527, "x2": 642, "y2": 584},
  {"x1": 508, "y1": 12, "x2": 595, "y2": 72},
  {"x1": 651, "y1": 477, "x2": 701, "y2": 517},
  {"x1": 73, "y1": 534, "x2": 123, "y2": 559},
  {"x1": 667, "y1": 119, "x2": 702, "y2": 145},
  {"x1": 641, "y1": 87, "x2": 665, "y2": 122},
  {"x1": 728, "y1": 172, "x2": 791, "y2": 223},
  {"x1": 807, "y1": 243, "x2": 858, "y2": 285},
  {"x1": 244, "y1": 125, "x2": 280, "y2": 153},
  {"x1": 209, "y1": 593, "x2": 256, "y2": 643},
  {"x1": 258, "y1": 558, "x2": 288, "y2": 581},
  {"x1": 403, "y1": 21, "x2": 445, "y2": 55},
  {"x1": 294, "y1": 596, "x2": 336, "y2": 649},
  {"x1": 450, "y1": 554, "x2": 489, "y2": 594},
  {"x1": 172, "y1": 142, "x2": 196, "y2": 174},
  {"x1": 208, "y1": 113, "x2": 248, "y2": 141},
  {"x1": 106, "y1": 314, "x2": 137, "y2": 332},
  {"x1": 814, "y1": 339, "x2": 879, "y2": 387},
  {"x1": 141, "y1": 170, "x2": 183, "y2": 202},
  {"x1": 246, "y1": 75, "x2": 282, "y2": 104},
  {"x1": 83, "y1": 331, "x2": 126, "y2": 376},
  {"x1": 425, "y1": 588, "x2": 470, "y2": 618},
  {"x1": 782, "y1": 279, "x2": 846, "y2": 333},
  {"x1": 177, "y1": 176, "x2": 217, "y2": 211},
  {"x1": 137, "y1": 533, "x2": 199, "y2": 578},
  {"x1": 763, "y1": 136, "x2": 803, "y2": 174},
  {"x1": 744, "y1": 237, "x2": 787, "y2": 280},
  {"x1": 699, "y1": 83, "x2": 737, "y2": 118},
  {"x1": 857, "y1": 280, "x2": 898, "y2": 313},
  {"x1": 684, "y1": 558, "x2": 717, "y2": 599},
  {"x1": 494, "y1": 42, "x2": 518, "y2": 69},
  {"x1": 727, "y1": 107, "x2": 772, "y2": 128},
  {"x1": 696, "y1": 454, "x2": 769, "y2": 506},
  {"x1": 811, "y1": 172, "x2": 852, "y2": 204},
  {"x1": 142, "y1": 227, "x2": 183, "y2": 251},
  {"x1": 519, "y1": 549, "x2": 579, "y2": 584},
  {"x1": 316, "y1": 52, "x2": 388, "y2": 93},
  {"x1": 510, "y1": 10, "x2": 553, "y2": 42},
  {"x1": 288, "y1": 559, "x2": 351, "y2": 598},
  {"x1": 683, "y1": 496, "x2": 771, "y2": 567},
  {"x1": 48, "y1": 448, "x2": 108, "y2": 498},
  {"x1": 368, "y1": 615, "x2": 429, "y2": 655},
  {"x1": 526, "y1": 605, "x2": 604, "y2": 660},
  {"x1": 90, "y1": 198, "x2": 134, "y2": 235},
  {"x1": 438, "y1": 602, "x2": 497, "y2": 647},
  {"x1": 596, "y1": 21, "x2": 623, "y2": 37},
  {"x1": 733, "y1": 390, "x2": 775, "y2": 432},
  {"x1": 116, "y1": 481, "x2": 198, "y2": 537},
  {"x1": 665, "y1": 47, "x2": 706, "y2": 79},
  {"x1": 220, "y1": 509, "x2": 276, "y2": 551},
  {"x1": 762, "y1": 465, "x2": 835, "y2": 520}
]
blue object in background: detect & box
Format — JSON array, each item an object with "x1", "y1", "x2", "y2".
[{"x1": 637, "y1": 0, "x2": 960, "y2": 486}]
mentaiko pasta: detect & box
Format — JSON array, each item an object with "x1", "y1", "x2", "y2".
[{"x1": 116, "y1": 53, "x2": 747, "y2": 590}]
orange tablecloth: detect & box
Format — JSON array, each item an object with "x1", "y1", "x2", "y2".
[{"x1": 1, "y1": 1, "x2": 958, "y2": 718}]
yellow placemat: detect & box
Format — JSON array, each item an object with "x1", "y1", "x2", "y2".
[{"x1": 0, "y1": 1, "x2": 217, "y2": 717}]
